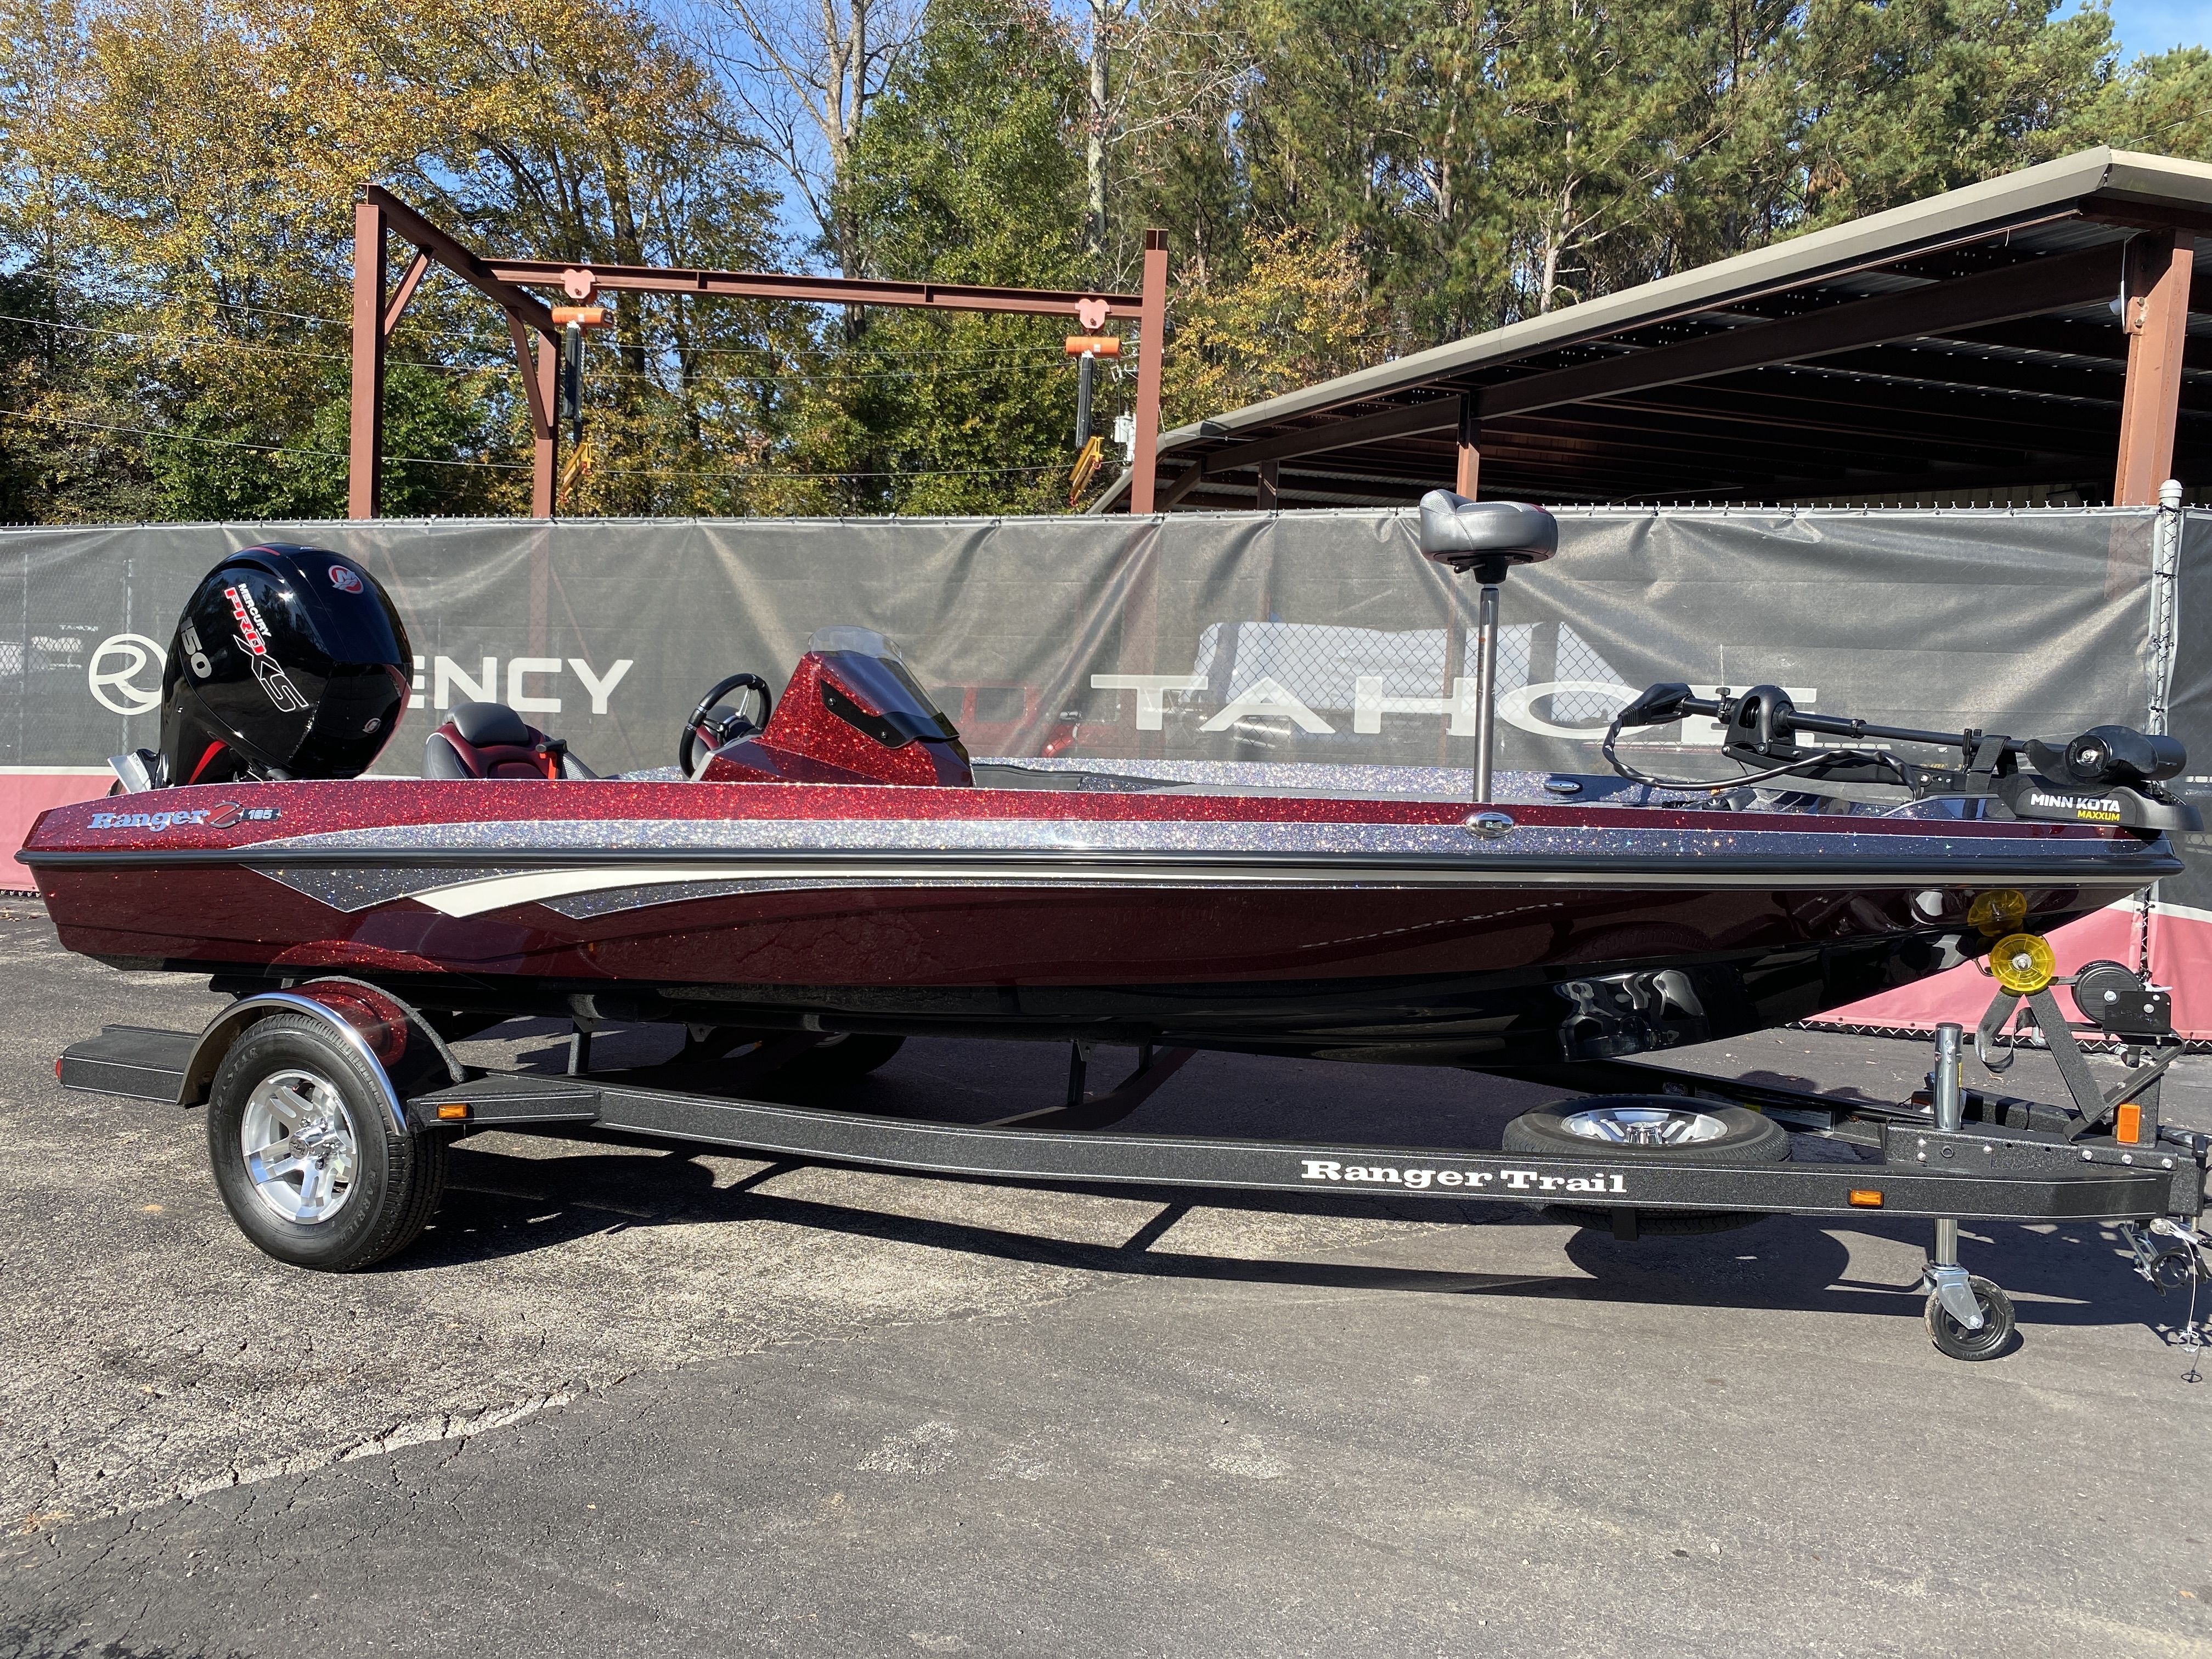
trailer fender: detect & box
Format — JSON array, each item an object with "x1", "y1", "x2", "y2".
[{"x1": 179, "y1": 981, "x2": 455, "y2": 1135}]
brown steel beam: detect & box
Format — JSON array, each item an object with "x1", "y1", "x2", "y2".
[
  {"x1": 2083, "y1": 197, "x2": 2212, "y2": 239},
  {"x1": 1157, "y1": 460, "x2": 1205, "y2": 510},
  {"x1": 348, "y1": 199, "x2": 387, "y2": 521},
  {"x1": 381, "y1": 249, "x2": 432, "y2": 340},
  {"x1": 484, "y1": 258, "x2": 1144, "y2": 320},
  {"x1": 1754, "y1": 462, "x2": 2114, "y2": 501},
  {"x1": 2115, "y1": 230, "x2": 2197, "y2": 504},
  {"x1": 360, "y1": 186, "x2": 558, "y2": 337},
  {"x1": 1130, "y1": 230, "x2": 1169, "y2": 514},
  {"x1": 508, "y1": 317, "x2": 557, "y2": 518},
  {"x1": 1272, "y1": 387, "x2": 2101, "y2": 487},
  {"x1": 1478, "y1": 246, "x2": 2118, "y2": 421},
  {"x1": 1169, "y1": 397, "x2": 1462, "y2": 480},
  {"x1": 536, "y1": 339, "x2": 558, "y2": 518},
  {"x1": 1942, "y1": 316, "x2": 2212, "y2": 373},
  {"x1": 1455, "y1": 397, "x2": 1480, "y2": 497},
  {"x1": 1593, "y1": 379, "x2": 2130, "y2": 454}
]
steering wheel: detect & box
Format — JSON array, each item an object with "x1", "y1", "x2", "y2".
[{"x1": 680, "y1": 673, "x2": 775, "y2": 775}]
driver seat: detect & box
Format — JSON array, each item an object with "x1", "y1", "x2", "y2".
[{"x1": 424, "y1": 701, "x2": 597, "y2": 780}]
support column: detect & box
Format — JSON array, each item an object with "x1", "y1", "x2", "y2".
[
  {"x1": 1130, "y1": 229, "x2": 1170, "y2": 515},
  {"x1": 510, "y1": 317, "x2": 558, "y2": 519},
  {"x1": 535, "y1": 334, "x2": 559, "y2": 518},
  {"x1": 1455, "y1": 396, "x2": 1481, "y2": 499},
  {"x1": 1256, "y1": 459, "x2": 1279, "y2": 511},
  {"x1": 347, "y1": 199, "x2": 387, "y2": 521},
  {"x1": 2114, "y1": 230, "x2": 2196, "y2": 507}
]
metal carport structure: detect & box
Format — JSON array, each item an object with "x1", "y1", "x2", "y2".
[{"x1": 1094, "y1": 148, "x2": 2209, "y2": 513}]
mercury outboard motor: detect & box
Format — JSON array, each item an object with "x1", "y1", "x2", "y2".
[{"x1": 152, "y1": 545, "x2": 411, "y2": 787}]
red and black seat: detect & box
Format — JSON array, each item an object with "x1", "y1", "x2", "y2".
[{"x1": 423, "y1": 701, "x2": 597, "y2": 780}]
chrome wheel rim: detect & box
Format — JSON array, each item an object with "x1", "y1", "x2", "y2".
[
  {"x1": 1559, "y1": 1103, "x2": 1730, "y2": 1147},
  {"x1": 239, "y1": 1068, "x2": 360, "y2": 1224}
]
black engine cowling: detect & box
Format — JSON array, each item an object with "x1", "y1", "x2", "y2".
[{"x1": 157, "y1": 545, "x2": 411, "y2": 786}]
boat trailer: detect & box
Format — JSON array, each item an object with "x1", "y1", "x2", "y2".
[{"x1": 55, "y1": 950, "x2": 2211, "y2": 1363}]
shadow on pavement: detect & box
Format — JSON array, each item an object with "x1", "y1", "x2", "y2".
[{"x1": 406, "y1": 1136, "x2": 2168, "y2": 1335}]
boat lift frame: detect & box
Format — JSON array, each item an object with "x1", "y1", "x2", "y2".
[{"x1": 53, "y1": 964, "x2": 2212, "y2": 1362}]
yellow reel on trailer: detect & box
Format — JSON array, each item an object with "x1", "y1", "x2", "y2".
[
  {"x1": 1966, "y1": 888, "x2": 2027, "y2": 938},
  {"x1": 1987, "y1": 932, "x2": 2056, "y2": 996}
]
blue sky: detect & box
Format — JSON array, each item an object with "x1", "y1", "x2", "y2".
[{"x1": 2106, "y1": 0, "x2": 2208, "y2": 57}]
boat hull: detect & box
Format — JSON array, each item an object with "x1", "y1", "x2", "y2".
[{"x1": 20, "y1": 778, "x2": 2175, "y2": 1066}]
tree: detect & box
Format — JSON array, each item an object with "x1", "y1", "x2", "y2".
[
  {"x1": 1786, "y1": 0, "x2": 2118, "y2": 230},
  {"x1": 792, "y1": 0, "x2": 1093, "y2": 515},
  {"x1": 686, "y1": 0, "x2": 925, "y2": 275},
  {"x1": 1161, "y1": 227, "x2": 1387, "y2": 426},
  {"x1": 2077, "y1": 46, "x2": 2212, "y2": 162}
]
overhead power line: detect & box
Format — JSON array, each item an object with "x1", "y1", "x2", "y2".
[
  {"x1": 1, "y1": 407, "x2": 528, "y2": 469},
  {"x1": 0, "y1": 311, "x2": 1081, "y2": 381},
  {"x1": 3, "y1": 407, "x2": 1071, "y2": 484}
]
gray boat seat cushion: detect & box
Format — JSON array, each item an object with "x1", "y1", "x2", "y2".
[{"x1": 1417, "y1": 491, "x2": 1558, "y2": 570}]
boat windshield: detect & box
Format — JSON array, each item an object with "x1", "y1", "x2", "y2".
[{"x1": 805, "y1": 627, "x2": 962, "y2": 746}]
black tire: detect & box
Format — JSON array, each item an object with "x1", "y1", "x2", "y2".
[
  {"x1": 1501, "y1": 1096, "x2": 1788, "y2": 1234},
  {"x1": 1926, "y1": 1276, "x2": 2017, "y2": 1361},
  {"x1": 776, "y1": 1032, "x2": 906, "y2": 1085},
  {"x1": 206, "y1": 1013, "x2": 447, "y2": 1272}
]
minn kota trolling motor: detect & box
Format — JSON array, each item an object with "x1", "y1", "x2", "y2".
[{"x1": 1600, "y1": 680, "x2": 2198, "y2": 831}]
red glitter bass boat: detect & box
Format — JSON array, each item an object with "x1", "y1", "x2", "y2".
[{"x1": 16, "y1": 506, "x2": 2193, "y2": 1075}]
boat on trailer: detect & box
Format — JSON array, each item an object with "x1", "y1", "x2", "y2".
[{"x1": 21, "y1": 495, "x2": 2211, "y2": 1358}]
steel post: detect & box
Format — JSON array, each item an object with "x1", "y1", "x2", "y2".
[
  {"x1": 1927, "y1": 1020, "x2": 1974, "y2": 1321},
  {"x1": 1933, "y1": 1022, "x2": 1963, "y2": 1132},
  {"x1": 1129, "y1": 230, "x2": 1169, "y2": 515},
  {"x1": 2114, "y1": 232, "x2": 2196, "y2": 506},
  {"x1": 1472, "y1": 582, "x2": 1501, "y2": 803},
  {"x1": 347, "y1": 199, "x2": 387, "y2": 521},
  {"x1": 534, "y1": 331, "x2": 558, "y2": 518},
  {"x1": 1455, "y1": 397, "x2": 1481, "y2": 499}
]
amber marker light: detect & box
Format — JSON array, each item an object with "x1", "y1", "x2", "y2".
[
  {"x1": 2116, "y1": 1102, "x2": 2142, "y2": 1144},
  {"x1": 437, "y1": 1103, "x2": 470, "y2": 1121},
  {"x1": 1848, "y1": 1189, "x2": 1884, "y2": 1207}
]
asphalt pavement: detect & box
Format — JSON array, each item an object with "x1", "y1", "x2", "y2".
[{"x1": 2, "y1": 895, "x2": 2209, "y2": 1658}]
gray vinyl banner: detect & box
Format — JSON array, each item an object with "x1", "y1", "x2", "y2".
[{"x1": 1, "y1": 507, "x2": 2195, "y2": 887}]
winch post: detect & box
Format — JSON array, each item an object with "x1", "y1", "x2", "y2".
[{"x1": 1472, "y1": 578, "x2": 1502, "y2": 803}]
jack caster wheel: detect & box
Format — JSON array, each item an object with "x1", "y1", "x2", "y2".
[
  {"x1": 1925, "y1": 1275, "x2": 2017, "y2": 1361},
  {"x1": 206, "y1": 1013, "x2": 448, "y2": 1272}
]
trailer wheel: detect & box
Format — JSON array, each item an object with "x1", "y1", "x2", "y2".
[
  {"x1": 1501, "y1": 1097, "x2": 1788, "y2": 1234},
  {"x1": 779, "y1": 1032, "x2": 906, "y2": 1085},
  {"x1": 1925, "y1": 1276, "x2": 2017, "y2": 1361},
  {"x1": 205, "y1": 1014, "x2": 447, "y2": 1272}
]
